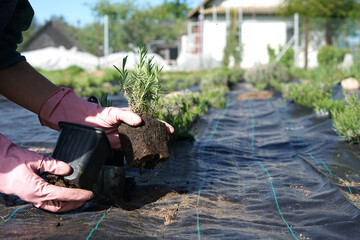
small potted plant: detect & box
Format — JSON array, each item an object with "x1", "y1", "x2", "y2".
[{"x1": 114, "y1": 47, "x2": 169, "y2": 170}]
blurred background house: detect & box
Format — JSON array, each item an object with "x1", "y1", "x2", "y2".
[
  {"x1": 146, "y1": 40, "x2": 180, "y2": 66},
  {"x1": 178, "y1": 0, "x2": 320, "y2": 70},
  {"x1": 21, "y1": 20, "x2": 83, "y2": 52},
  {"x1": 18, "y1": 0, "x2": 359, "y2": 72}
]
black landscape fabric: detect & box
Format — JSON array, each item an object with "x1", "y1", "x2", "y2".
[{"x1": 1, "y1": 84, "x2": 360, "y2": 239}]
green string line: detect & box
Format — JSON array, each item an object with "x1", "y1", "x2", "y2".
[
  {"x1": 258, "y1": 162, "x2": 300, "y2": 240},
  {"x1": 278, "y1": 104, "x2": 360, "y2": 209},
  {"x1": 248, "y1": 100, "x2": 299, "y2": 240},
  {"x1": 0, "y1": 205, "x2": 27, "y2": 225},
  {"x1": 86, "y1": 207, "x2": 111, "y2": 240},
  {"x1": 196, "y1": 102, "x2": 230, "y2": 240}
]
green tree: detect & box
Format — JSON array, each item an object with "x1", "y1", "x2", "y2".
[
  {"x1": 279, "y1": 0, "x2": 360, "y2": 68},
  {"x1": 91, "y1": 0, "x2": 189, "y2": 53},
  {"x1": 222, "y1": 11, "x2": 242, "y2": 67},
  {"x1": 161, "y1": 0, "x2": 189, "y2": 19}
]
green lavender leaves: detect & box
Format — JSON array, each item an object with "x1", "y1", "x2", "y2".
[{"x1": 115, "y1": 47, "x2": 164, "y2": 114}]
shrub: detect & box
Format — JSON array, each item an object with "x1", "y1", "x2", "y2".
[
  {"x1": 199, "y1": 67, "x2": 242, "y2": 109},
  {"x1": 286, "y1": 83, "x2": 331, "y2": 108},
  {"x1": 267, "y1": 44, "x2": 294, "y2": 68},
  {"x1": 65, "y1": 65, "x2": 85, "y2": 75},
  {"x1": 332, "y1": 92, "x2": 360, "y2": 144},
  {"x1": 317, "y1": 45, "x2": 340, "y2": 67},
  {"x1": 314, "y1": 98, "x2": 345, "y2": 115},
  {"x1": 159, "y1": 71, "x2": 202, "y2": 92},
  {"x1": 207, "y1": 67, "x2": 244, "y2": 88},
  {"x1": 246, "y1": 63, "x2": 291, "y2": 89},
  {"x1": 102, "y1": 68, "x2": 119, "y2": 83},
  {"x1": 155, "y1": 90, "x2": 207, "y2": 140}
]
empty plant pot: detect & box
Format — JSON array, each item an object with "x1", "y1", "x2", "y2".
[
  {"x1": 51, "y1": 121, "x2": 112, "y2": 189},
  {"x1": 93, "y1": 150, "x2": 127, "y2": 202}
]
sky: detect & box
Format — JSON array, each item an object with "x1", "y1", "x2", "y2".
[{"x1": 29, "y1": 0, "x2": 203, "y2": 27}]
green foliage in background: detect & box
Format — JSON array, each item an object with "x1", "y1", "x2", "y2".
[
  {"x1": 159, "y1": 71, "x2": 203, "y2": 92},
  {"x1": 313, "y1": 98, "x2": 345, "y2": 115},
  {"x1": 223, "y1": 11, "x2": 242, "y2": 67},
  {"x1": 267, "y1": 44, "x2": 294, "y2": 68},
  {"x1": 317, "y1": 45, "x2": 345, "y2": 66},
  {"x1": 289, "y1": 65, "x2": 342, "y2": 87},
  {"x1": 245, "y1": 63, "x2": 291, "y2": 90},
  {"x1": 38, "y1": 66, "x2": 120, "y2": 97},
  {"x1": 156, "y1": 91, "x2": 207, "y2": 140},
  {"x1": 285, "y1": 83, "x2": 332, "y2": 108},
  {"x1": 279, "y1": 0, "x2": 360, "y2": 45},
  {"x1": 247, "y1": 53, "x2": 360, "y2": 144},
  {"x1": 20, "y1": 1, "x2": 190, "y2": 55},
  {"x1": 332, "y1": 92, "x2": 360, "y2": 144},
  {"x1": 89, "y1": 0, "x2": 189, "y2": 53}
]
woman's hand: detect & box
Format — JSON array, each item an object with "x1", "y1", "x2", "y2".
[
  {"x1": 38, "y1": 88, "x2": 174, "y2": 149},
  {"x1": 0, "y1": 134, "x2": 94, "y2": 212}
]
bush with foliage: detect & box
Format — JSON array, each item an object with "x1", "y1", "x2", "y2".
[
  {"x1": 290, "y1": 64, "x2": 346, "y2": 87},
  {"x1": 285, "y1": 83, "x2": 332, "y2": 108},
  {"x1": 156, "y1": 90, "x2": 207, "y2": 140},
  {"x1": 39, "y1": 66, "x2": 120, "y2": 97},
  {"x1": 246, "y1": 63, "x2": 291, "y2": 89},
  {"x1": 159, "y1": 71, "x2": 203, "y2": 92},
  {"x1": 247, "y1": 49, "x2": 360, "y2": 145},
  {"x1": 317, "y1": 45, "x2": 350, "y2": 67},
  {"x1": 313, "y1": 98, "x2": 345, "y2": 115},
  {"x1": 332, "y1": 92, "x2": 360, "y2": 144},
  {"x1": 317, "y1": 45, "x2": 339, "y2": 66},
  {"x1": 267, "y1": 44, "x2": 294, "y2": 68},
  {"x1": 199, "y1": 67, "x2": 244, "y2": 108}
]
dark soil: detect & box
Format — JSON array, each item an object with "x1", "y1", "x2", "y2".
[
  {"x1": 45, "y1": 175, "x2": 79, "y2": 188},
  {"x1": 118, "y1": 114, "x2": 169, "y2": 169}
]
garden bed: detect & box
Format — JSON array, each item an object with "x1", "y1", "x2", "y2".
[
  {"x1": 246, "y1": 61, "x2": 360, "y2": 144},
  {"x1": 1, "y1": 83, "x2": 360, "y2": 239}
]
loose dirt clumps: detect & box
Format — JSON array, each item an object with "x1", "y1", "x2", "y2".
[
  {"x1": 115, "y1": 184, "x2": 188, "y2": 225},
  {"x1": 236, "y1": 90, "x2": 274, "y2": 100},
  {"x1": 45, "y1": 175, "x2": 79, "y2": 188}
]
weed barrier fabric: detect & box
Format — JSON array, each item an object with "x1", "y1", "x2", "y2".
[{"x1": 1, "y1": 84, "x2": 360, "y2": 239}]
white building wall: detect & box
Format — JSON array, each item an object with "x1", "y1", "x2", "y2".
[
  {"x1": 202, "y1": 20, "x2": 227, "y2": 62},
  {"x1": 241, "y1": 20, "x2": 287, "y2": 68},
  {"x1": 207, "y1": 0, "x2": 283, "y2": 8}
]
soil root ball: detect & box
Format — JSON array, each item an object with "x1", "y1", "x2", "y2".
[{"x1": 118, "y1": 114, "x2": 169, "y2": 169}]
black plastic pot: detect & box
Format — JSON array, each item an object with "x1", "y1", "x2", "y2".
[
  {"x1": 93, "y1": 150, "x2": 126, "y2": 202},
  {"x1": 52, "y1": 121, "x2": 112, "y2": 190}
]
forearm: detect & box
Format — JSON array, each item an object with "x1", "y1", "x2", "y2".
[{"x1": 0, "y1": 61, "x2": 59, "y2": 114}]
